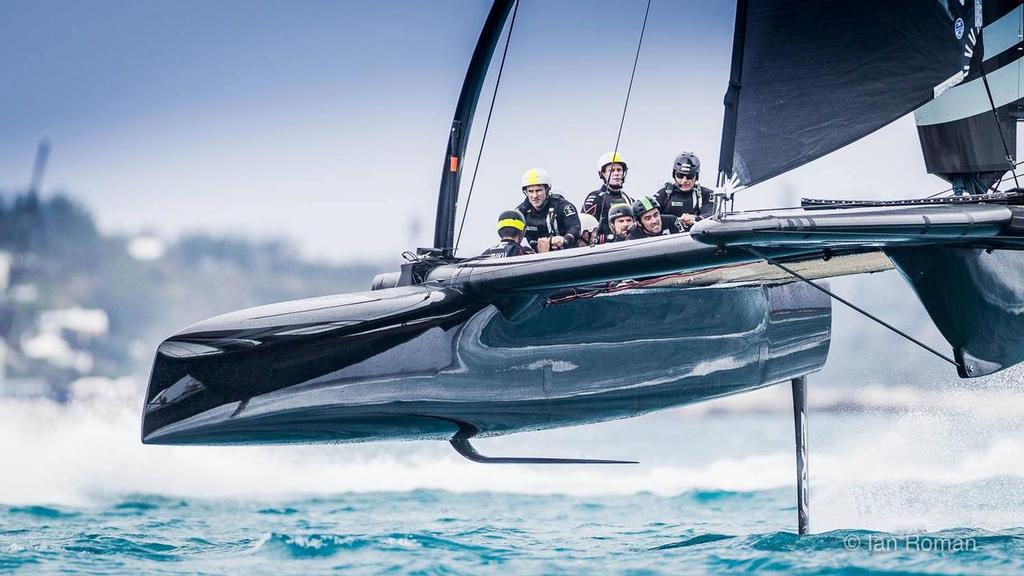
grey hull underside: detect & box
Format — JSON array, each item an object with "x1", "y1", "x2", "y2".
[{"x1": 143, "y1": 281, "x2": 831, "y2": 445}]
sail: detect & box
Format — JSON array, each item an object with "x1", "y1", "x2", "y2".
[
  {"x1": 915, "y1": 1, "x2": 1023, "y2": 187},
  {"x1": 719, "y1": 0, "x2": 979, "y2": 188}
]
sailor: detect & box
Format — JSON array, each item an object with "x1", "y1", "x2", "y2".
[
  {"x1": 627, "y1": 196, "x2": 685, "y2": 240},
  {"x1": 582, "y1": 152, "x2": 633, "y2": 234},
  {"x1": 606, "y1": 202, "x2": 634, "y2": 243},
  {"x1": 480, "y1": 209, "x2": 535, "y2": 258},
  {"x1": 653, "y1": 151, "x2": 714, "y2": 229},
  {"x1": 577, "y1": 213, "x2": 601, "y2": 247},
  {"x1": 515, "y1": 168, "x2": 581, "y2": 252}
]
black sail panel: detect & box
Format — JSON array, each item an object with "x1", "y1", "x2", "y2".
[
  {"x1": 916, "y1": 103, "x2": 1019, "y2": 180},
  {"x1": 720, "y1": 0, "x2": 976, "y2": 188}
]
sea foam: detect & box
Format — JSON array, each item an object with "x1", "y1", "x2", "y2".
[{"x1": 1, "y1": 373, "x2": 1022, "y2": 532}]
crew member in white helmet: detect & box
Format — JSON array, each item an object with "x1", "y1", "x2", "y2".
[
  {"x1": 582, "y1": 152, "x2": 633, "y2": 236},
  {"x1": 576, "y1": 213, "x2": 601, "y2": 247}
]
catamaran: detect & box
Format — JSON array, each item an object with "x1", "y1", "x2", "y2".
[{"x1": 141, "y1": 0, "x2": 1024, "y2": 533}]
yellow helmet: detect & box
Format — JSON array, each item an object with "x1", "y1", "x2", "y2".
[
  {"x1": 597, "y1": 151, "x2": 627, "y2": 173},
  {"x1": 497, "y1": 209, "x2": 526, "y2": 233},
  {"x1": 521, "y1": 168, "x2": 552, "y2": 190}
]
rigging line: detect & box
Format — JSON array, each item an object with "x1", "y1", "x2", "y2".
[
  {"x1": 741, "y1": 246, "x2": 961, "y2": 369},
  {"x1": 980, "y1": 71, "x2": 1020, "y2": 188},
  {"x1": 978, "y1": 27, "x2": 1021, "y2": 189},
  {"x1": 611, "y1": 0, "x2": 652, "y2": 158},
  {"x1": 454, "y1": 0, "x2": 521, "y2": 254}
]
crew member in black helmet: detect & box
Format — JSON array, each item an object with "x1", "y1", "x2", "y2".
[
  {"x1": 654, "y1": 151, "x2": 714, "y2": 230},
  {"x1": 606, "y1": 203, "x2": 635, "y2": 243},
  {"x1": 515, "y1": 168, "x2": 581, "y2": 252},
  {"x1": 582, "y1": 152, "x2": 633, "y2": 235},
  {"x1": 481, "y1": 209, "x2": 535, "y2": 258},
  {"x1": 627, "y1": 196, "x2": 685, "y2": 239}
]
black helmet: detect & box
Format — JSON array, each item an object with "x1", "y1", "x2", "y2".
[
  {"x1": 607, "y1": 203, "x2": 633, "y2": 224},
  {"x1": 631, "y1": 196, "x2": 660, "y2": 219},
  {"x1": 497, "y1": 209, "x2": 526, "y2": 237},
  {"x1": 673, "y1": 152, "x2": 700, "y2": 178}
]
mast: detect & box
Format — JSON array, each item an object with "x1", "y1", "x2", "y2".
[
  {"x1": 433, "y1": 0, "x2": 516, "y2": 257},
  {"x1": 28, "y1": 138, "x2": 51, "y2": 196},
  {"x1": 716, "y1": 0, "x2": 747, "y2": 187}
]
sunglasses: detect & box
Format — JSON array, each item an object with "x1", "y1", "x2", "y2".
[{"x1": 674, "y1": 172, "x2": 697, "y2": 180}]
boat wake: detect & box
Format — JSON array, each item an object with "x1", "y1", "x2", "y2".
[{"x1": 1, "y1": 374, "x2": 1023, "y2": 532}]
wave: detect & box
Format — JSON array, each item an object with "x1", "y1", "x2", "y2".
[
  {"x1": 3, "y1": 494, "x2": 1020, "y2": 575},
  {"x1": 1, "y1": 375, "x2": 1023, "y2": 532},
  {"x1": 650, "y1": 533, "x2": 736, "y2": 550},
  {"x1": 254, "y1": 531, "x2": 503, "y2": 560},
  {"x1": 63, "y1": 534, "x2": 179, "y2": 561},
  {"x1": 6, "y1": 505, "x2": 79, "y2": 519},
  {"x1": 255, "y1": 532, "x2": 374, "y2": 557}
]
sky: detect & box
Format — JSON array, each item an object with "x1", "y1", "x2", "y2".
[{"x1": 0, "y1": 0, "x2": 1018, "y2": 265}]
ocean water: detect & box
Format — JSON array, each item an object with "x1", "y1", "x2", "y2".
[
  {"x1": 4, "y1": 490, "x2": 1023, "y2": 575},
  {"x1": 2, "y1": 379, "x2": 1024, "y2": 574}
]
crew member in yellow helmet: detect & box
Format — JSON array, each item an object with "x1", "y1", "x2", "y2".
[
  {"x1": 582, "y1": 152, "x2": 633, "y2": 236},
  {"x1": 480, "y1": 209, "x2": 535, "y2": 258},
  {"x1": 515, "y1": 168, "x2": 581, "y2": 253}
]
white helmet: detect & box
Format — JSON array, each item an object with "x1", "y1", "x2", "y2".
[
  {"x1": 578, "y1": 213, "x2": 600, "y2": 246},
  {"x1": 521, "y1": 168, "x2": 552, "y2": 190},
  {"x1": 597, "y1": 151, "x2": 628, "y2": 174},
  {"x1": 578, "y1": 213, "x2": 599, "y2": 234}
]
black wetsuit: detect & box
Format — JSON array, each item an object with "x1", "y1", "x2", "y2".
[
  {"x1": 515, "y1": 193, "x2": 581, "y2": 251},
  {"x1": 582, "y1": 185, "x2": 634, "y2": 235},
  {"x1": 627, "y1": 215, "x2": 685, "y2": 240},
  {"x1": 480, "y1": 238, "x2": 535, "y2": 258},
  {"x1": 653, "y1": 182, "x2": 714, "y2": 226}
]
